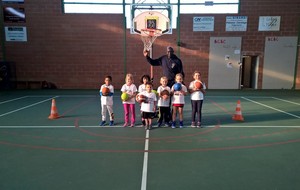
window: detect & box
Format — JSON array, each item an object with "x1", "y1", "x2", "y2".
[{"x1": 63, "y1": 0, "x2": 240, "y2": 28}]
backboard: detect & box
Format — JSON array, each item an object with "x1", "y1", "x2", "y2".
[{"x1": 131, "y1": 11, "x2": 171, "y2": 35}]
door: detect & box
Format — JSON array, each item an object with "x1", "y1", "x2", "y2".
[
  {"x1": 262, "y1": 36, "x2": 298, "y2": 89},
  {"x1": 208, "y1": 37, "x2": 242, "y2": 89},
  {"x1": 241, "y1": 56, "x2": 259, "y2": 89}
]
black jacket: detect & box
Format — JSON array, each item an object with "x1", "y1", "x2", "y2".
[{"x1": 146, "y1": 54, "x2": 184, "y2": 87}]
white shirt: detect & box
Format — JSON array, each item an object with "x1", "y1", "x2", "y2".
[
  {"x1": 189, "y1": 81, "x2": 206, "y2": 100},
  {"x1": 157, "y1": 85, "x2": 171, "y2": 107},
  {"x1": 100, "y1": 84, "x2": 114, "y2": 106},
  {"x1": 138, "y1": 84, "x2": 146, "y2": 93},
  {"x1": 121, "y1": 83, "x2": 137, "y2": 104},
  {"x1": 140, "y1": 91, "x2": 157, "y2": 113},
  {"x1": 171, "y1": 83, "x2": 187, "y2": 104}
]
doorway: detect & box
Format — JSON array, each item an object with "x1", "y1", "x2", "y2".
[{"x1": 240, "y1": 55, "x2": 259, "y2": 89}]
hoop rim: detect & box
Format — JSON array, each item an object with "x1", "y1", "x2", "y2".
[{"x1": 140, "y1": 28, "x2": 162, "y2": 37}]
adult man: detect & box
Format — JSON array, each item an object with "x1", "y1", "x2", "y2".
[{"x1": 143, "y1": 46, "x2": 185, "y2": 87}]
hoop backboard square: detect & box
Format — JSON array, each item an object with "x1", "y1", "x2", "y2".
[{"x1": 146, "y1": 19, "x2": 157, "y2": 29}]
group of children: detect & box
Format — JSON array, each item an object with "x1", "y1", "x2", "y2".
[{"x1": 99, "y1": 71, "x2": 206, "y2": 130}]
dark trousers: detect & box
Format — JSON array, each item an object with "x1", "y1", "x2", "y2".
[
  {"x1": 191, "y1": 100, "x2": 203, "y2": 122},
  {"x1": 158, "y1": 106, "x2": 171, "y2": 123}
]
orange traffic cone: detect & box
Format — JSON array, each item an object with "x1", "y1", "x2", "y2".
[
  {"x1": 48, "y1": 99, "x2": 60, "y2": 119},
  {"x1": 232, "y1": 100, "x2": 244, "y2": 121}
]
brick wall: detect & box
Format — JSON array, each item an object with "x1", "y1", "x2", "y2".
[{"x1": 0, "y1": 0, "x2": 299, "y2": 89}]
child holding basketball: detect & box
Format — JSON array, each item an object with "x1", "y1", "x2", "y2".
[
  {"x1": 139, "y1": 82, "x2": 157, "y2": 130},
  {"x1": 121, "y1": 73, "x2": 137, "y2": 127},
  {"x1": 138, "y1": 74, "x2": 151, "y2": 126},
  {"x1": 188, "y1": 71, "x2": 206, "y2": 128},
  {"x1": 99, "y1": 75, "x2": 114, "y2": 126},
  {"x1": 156, "y1": 76, "x2": 171, "y2": 127},
  {"x1": 171, "y1": 73, "x2": 188, "y2": 128}
]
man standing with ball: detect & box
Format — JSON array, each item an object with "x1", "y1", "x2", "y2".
[{"x1": 143, "y1": 46, "x2": 185, "y2": 88}]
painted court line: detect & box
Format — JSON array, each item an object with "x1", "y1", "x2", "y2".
[
  {"x1": 27, "y1": 95, "x2": 97, "y2": 98},
  {"x1": 272, "y1": 97, "x2": 300, "y2": 106},
  {"x1": 0, "y1": 96, "x2": 28, "y2": 105},
  {"x1": 0, "y1": 96, "x2": 59, "y2": 118},
  {"x1": 1, "y1": 125, "x2": 300, "y2": 129},
  {"x1": 0, "y1": 125, "x2": 144, "y2": 128},
  {"x1": 141, "y1": 130, "x2": 149, "y2": 190},
  {"x1": 242, "y1": 97, "x2": 300, "y2": 119}
]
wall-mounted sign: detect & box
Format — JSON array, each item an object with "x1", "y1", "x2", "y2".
[
  {"x1": 258, "y1": 16, "x2": 281, "y2": 31},
  {"x1": 193, "y1": 16, "x2": 214, "y2": 31},
  {"x1": 3, "y1": 7, "x2": 25, "y2": 23},
  {"x1": 5, "y1": 26, "x2": 27, "y2": 42},
  {"x1": 226, "y1": 16, "x2": 247, "y2": 31}
]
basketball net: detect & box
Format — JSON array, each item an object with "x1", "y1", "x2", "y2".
[{"x1": 141, "y1": 29, "x2": 161, "y2": 51}]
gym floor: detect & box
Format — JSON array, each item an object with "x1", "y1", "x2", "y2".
[{"x1": 1, "y1": 89, "x2": 300, "y2": 190}]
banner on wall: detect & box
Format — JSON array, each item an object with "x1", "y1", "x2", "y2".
[
  {"x1": 3, "y1": 7, "x2": 25, "y2": 23},
  {"x1": 258, "y1": 16, "x2": 281, "y2": 31},
  {"x1": 226, "y1": 16, "x2": 247, "y2": 31},
  {"x1": 5, "y1": 26, "x2": 27, "y2": 42},
  {"x1": 193, "y1": 17, "x2": 214, "y2": 31}
]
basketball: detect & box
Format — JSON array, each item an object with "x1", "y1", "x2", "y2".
[
  {"x1": 101, "y1": 87, "x2": 110, "y2": 95},
  {"x1": 194, "y1": 81, "x2": 202, "y2": 89},
  {"x1": 152, "y1": 90, "x2": 158, "y2": 95},
  {"x1": 136, "y1": 94, "x2": 147, "y2": 103},
  {"x1": 160, "y1": 89, "x2": 170, "y2": 96},
  {"x1": 161, "y1": 89, "x2": 170, "y2": 100},
  {"x1": 173, "y1": 83, "x2": 182, "y2": 91},
  {"x1": 121, "y1": 92, "x2": 129, "y2": 101}
]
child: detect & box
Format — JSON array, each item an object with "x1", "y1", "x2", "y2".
[
  {"x1": 138, "y1": 74, "x2": 151, "y2": 126},
  {"x1": 188, "y1": 71, "x2": 206, "y2": 128},
  {"x1": 99, "y1": 75, "x2": 114, "y2": 126},
  {"x1": 138, "y1": 74, "x2": 151, "y2": 93},
  {"x1": 156, "y1": 76, "x2": 171, "y2": 127},
  {"x1": 171, "y1": 73, "x2": 188, "y2": 129},
  {"x1": 121, "y1": 73, "x2": 137, "y2": 127},
  {"x1": 99, "y1": 76, "x2": 114, "y2": 126},
  {"x1": 139, "y1": 82, "x2": 157, "y2": 130}
]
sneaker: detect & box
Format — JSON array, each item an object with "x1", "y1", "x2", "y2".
[
  {"x1": 130, "y1": 123, "x2": 135, "y2": 127},
  {"x1": 179, "y1": 121, "x2": 183, "y2": 128},
  {"x1": 149, "y1": 125, "x2": 152, "y2": 130},
  {"x1": 197, "y1": 122, "x2": 201, "y2": 128},
  {"x1": 145, "y1": 125, "x2": 148, "y2": 130},
  {"x1": 165, "y1": 122, "x2": 171, "y2": 127},
  {"x1": 109, "y1": 121, "x2": 114, "y2": 126},
  {"x1": 171, "y1": 121, "x2": 176, "y2": 129},
  {"x1": 191, "y1": 122, "x2": 196, "y2": 128},
  {"x1": 157, "y1": 122, "x2": 162, "y2": 127},
  {"x1": 100, "y1": 121, "x2": 106, "y2": 126},
  {"x1": 123, "y1": 123, "x2": 128, "y2": 127}
]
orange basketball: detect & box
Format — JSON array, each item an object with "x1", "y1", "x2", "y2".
[
  {"x1": 136, "y1": 94, "x2": 147, "y2": 103},
  {"x1": 160, "y1": 90, "x2": 170, "y2": 100},
  {"x1": 194, "y1": 81, "x2": 202, "y2": 89},
  {"x1": 102, "y1": 87, "x2": 110, "y2": 95},
  {"x1": 160, "y1": 89, "x2": 170, "y2": 96}
]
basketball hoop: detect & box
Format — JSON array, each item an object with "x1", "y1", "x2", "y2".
[
  {"x1": 131, "y1": 10, "x2": 171, "y2": 79},
  {"x1": 140, "y1": 28, "x2": 162, "y2": 51}
]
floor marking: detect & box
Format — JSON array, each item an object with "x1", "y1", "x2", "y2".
[
  {"x1": 27, "y1": 95, "x2": 97, "y2": 98},
  {"x1": 272, "y1": 97, "x2": 300, "y2": 106},
  {"x1": 141, "y1": 130, "x2": 149, "y2": 190},
  {"x1": 1, "y1": 125, "x2": 300, "y2": 129},
  {"x1": 0, "y1": 96, "x2": 59, "y2": 118},
  {"x1": 242, "y1": 97, "x2": 300, "y2": 119},
  {"x1": 0, "y1": 96, "x2": 28, "y2": 105}
]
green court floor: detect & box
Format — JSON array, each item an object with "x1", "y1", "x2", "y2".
[{"x1": 1, "y1": 89, "x2": 300, "y2": 190}]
